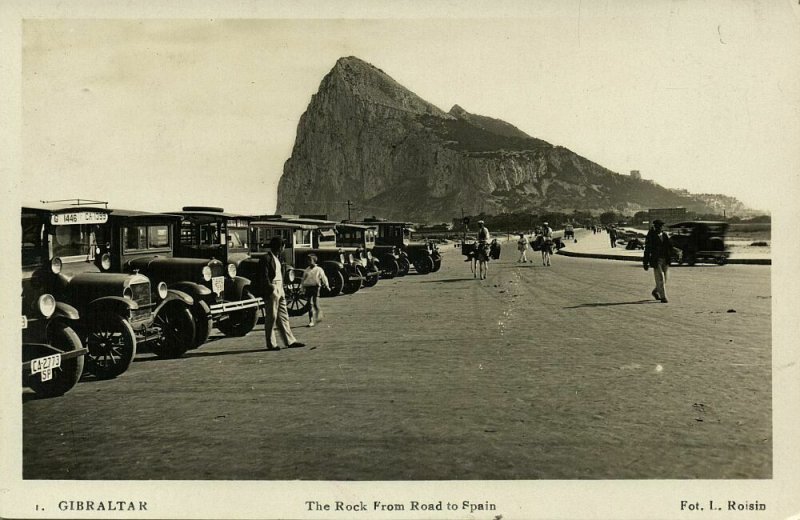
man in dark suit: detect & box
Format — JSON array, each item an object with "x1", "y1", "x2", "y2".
[
  {"x1": 643, "y1": 219, "x2": 673, "y2": 303},
  {"x1": 260, "y1": 237, "x2": 305, "y2": 350}
]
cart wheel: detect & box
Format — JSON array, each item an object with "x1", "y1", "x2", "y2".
[
  {"x1": 190, "y1": 300, "x2": 212, "y2": 348},
  {"x1": 85, "y1": 313, "x2": 137, "y2": 379},
  {"x1": 217, "y1": 290, "x2": 258, "y2": 337},
  {"x1": 24, "y1": 323, "x2": 84, "y2": 398},
  {"x1": 150, "y1": 302, "x2": 195, "y2": 359},
  {"x1": 286, "y1": 278, "x2": 310, "y2": 316}
]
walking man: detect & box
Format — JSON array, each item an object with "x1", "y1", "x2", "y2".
[
  {"x1": 260, "y1": 237, "x2": 305, "y2": 350},
  {"x1": 609, "y1": 226, "x2": 618, "y2": 248},
  {"x1": 517, "y1": 233, "x2": 530, "y2": 263},
  {"x1": 643, "y1": 219, "x2": 673, "y2": 303}
]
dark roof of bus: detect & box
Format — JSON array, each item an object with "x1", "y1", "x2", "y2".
[
  {"x1": 108, "y1": 208, "x2": 182, "y2": 220},
  {"x1": 250, "y1": 220, "x2": 318, "y2": 230},
  {"x1": 336, "y1": 223, "x2": 376, "y2": 230},
  {"x1": 22, "y1": 203, "x2": 111, "y2": 214},
  {"x1": 356, "y1": 219, "x2": 415, "y2": 226},
  {"x1": 169, "y1": 210, "x2": 252, "y2": 219}
]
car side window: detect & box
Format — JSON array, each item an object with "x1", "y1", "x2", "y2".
[{"x1": 21, "y1": 214, "x2": 43, "y2": 268}]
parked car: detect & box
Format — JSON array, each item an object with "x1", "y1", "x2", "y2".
[
  {"x1": 22, "y1": 203, "x2": 190, "y2": 378},
  {"x1": 250, "y1": 216, "x2": 363, "y2": 297},
  {"x1": 335, "y1": 222, "x2": 381, "y2": 288},
  {"x1": 668, "y1": 221, "x2": 730, "y2": 266},
  {"x1": 21, "y1": 292, "x2": 87, "y2": 398},
  {"x1": 358, "y1": 218, "x2": 441, "y2": 274},
  {"x1": 169, "y1": 207, "x2": 263, "y2": 336}
]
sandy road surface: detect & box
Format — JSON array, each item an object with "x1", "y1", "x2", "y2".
[{"x1": 23, "y1": 247, "x2": 771, "y2": 480}]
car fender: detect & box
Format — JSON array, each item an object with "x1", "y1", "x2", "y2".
[
  {"x1": 169, "y1": 281, "x2": 212, "y2": 300},
  {"x1": 225, "y1": 275, "x2": 253, "y2": 300},
  {"x1": 322, "y1": 260, "x2": 344, "y2": 271},
  {"x1": 87, "y1": 296, "x2": 138, "y2": 318},
  {"x1": 165, "y1": 289, "x2": 194, "y2": 307},
  {"x1": 52, "y1": 301, "x2": 80, "y2": 321}
]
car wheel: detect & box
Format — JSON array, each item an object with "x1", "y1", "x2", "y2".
[
  {"x1": 381, "y1": 257, "x2": 399, "y2": 279},
  {"x1": 189, "y1": 301, "x2": 212, "y2": 349},
  {"x1": 717, "y1": 256, "x2": 727, "y2": 266},
  {"x1": 286, "y1": 278, "x2": 310, "y2": 316},
  {"x1": 414, "y1": 255, "x2": 434, "y2": 274},
  {"x1": 150, "y1": 302, "x2": 195, "y2": 359},
  {"x1": 24, "y1": 322, "x2": 85, "y2": 398},
  {"x1": 363, "y1": 265, "x2": 380, "y2": 287},
  {"x1": 85, "y1": 313, "x2": 137, "y2": 379},
  {"x1": 431, "y1": 254, "x2": 442, "y2": 272},
  {"x1": 217, "y1": 290, "x2": 258, "y2": 337},
  {"x1": 321, "y1": 269, "x2": 344, "y2": 297},
  {"x1": 397, "y1": 256, "x2": 410, "y2": 276}
]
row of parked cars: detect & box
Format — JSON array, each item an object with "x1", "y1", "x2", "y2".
[{"x1": 21, "y1": 202, "x2": 442, "y2": 398}]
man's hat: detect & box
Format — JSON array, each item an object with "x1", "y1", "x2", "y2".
[
  {"x1": 478, "y1": 220, "x2": 484, "y2": 225},
  {"x1": 652, "y1": 219, "x2": 665, "y2": 226},
  {"x1": 543, "y1": 222, "x2": 549, "y2": 225}
]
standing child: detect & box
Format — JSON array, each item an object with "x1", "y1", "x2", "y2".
[{"x1": 301, "y1": 254, "x2": 330, "y2": 327}]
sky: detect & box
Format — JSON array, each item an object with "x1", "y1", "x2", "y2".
[{"x1": 17, "y1": 2, "x2": 800, "y2": 215}]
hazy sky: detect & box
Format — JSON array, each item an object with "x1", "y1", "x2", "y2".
[{"x1": 19, "y1": 2, "x2": 800, "y2": 214}]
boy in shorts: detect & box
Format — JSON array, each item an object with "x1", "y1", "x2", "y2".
[{"x1": 301, "y1": 254, "x2": 330, "y2": 327}]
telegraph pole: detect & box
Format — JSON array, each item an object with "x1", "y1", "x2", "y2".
[{"x1": 346, "y1": 200, "x2": 353, "y2": 221}]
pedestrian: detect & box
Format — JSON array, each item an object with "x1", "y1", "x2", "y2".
[
  {"x1": 540, "y1": 222, "x2": 553, "y2": 266},
  {"x1": 301, "y1": 254, "x2": 330, "y2": 327},
  {"x1": 643, "y1": 219, "x2": 673, "y2": 303},
  {"x1": 609, "y1": 226, "x2": 618, "y2": 248},
  {"x1": 517, "y1": 233, "x2": 530, "y2": 263},
  {"x1": 477, "y1": 220, "x2": 490, "y2": 245},
  {"x1": 260, "y1": 236, "x2": 305, "y2": 350}
]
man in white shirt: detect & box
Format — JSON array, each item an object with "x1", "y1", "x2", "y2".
[{"x1": 260, "y1": 237, "x2": 304, "y2": 350}]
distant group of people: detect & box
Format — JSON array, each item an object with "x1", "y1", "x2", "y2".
[{"x1": 514, "y1": 221, "x2": 554, "y2": 266}]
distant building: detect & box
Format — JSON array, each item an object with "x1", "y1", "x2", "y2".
[
  {"x1": 630, "y1": 170, "x2": 641, "y2": 180},
  {"x1": 648, "y1": 207, "x2": 687, "y2": 225}
]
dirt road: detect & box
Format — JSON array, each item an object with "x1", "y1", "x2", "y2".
[{"x1": 23, "y1": 247, "x2": 771, "y2": 480}]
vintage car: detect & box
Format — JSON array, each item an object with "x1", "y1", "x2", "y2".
[
  {"x1": 22, "y1": 203, "x2": 193, "y2": 379},
  {"x1": 668, "y1": 221, "x2": 730, "y2": 266},
  {"x1": 358, "y1": 218, "x2": 441, "y2": 275},
  {"x1": 335, "y1": 222, "x2": 381, "y2": 287},
  {"x1": 21, "y1": 293, "x2": 87, "y2": 398},
  {"x1": 169, "y1": 207, "x2": 264, "y2": 337},
  {"x1": 249, "y1": 216, "x2": 363, "y2": 297},
  {"x1": 103, "y1": 208, "x2": 264, "y2": 353}
]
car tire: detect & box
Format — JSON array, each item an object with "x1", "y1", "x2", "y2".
[
  {"x1": 190, "y1": 301, "x2": 212, "y2": 349},
  {"x1": 150, "y1": 302, "x2": 195, "y2": 359},
  {"x1": 85, "y1": 313, "x2": 137, "y2": 379},
  {"x1": 363, "y1": 265, "x2": 380, "y2": 287},
  {"x1": 24, "y1": 323, "x2": 85, "y2": 398},
  {"x1": 217, "y1": 290, "x2": 258, "y2": 337},
  {"x1": 431, "y1": 254, "x2": 442, "y2": 272},
  {"x1": 397, "y1": 256, "x2": 410, "y2": 277},
  {"x1": 381, "y1": 257, "x2": 399, "y2": 279},
  {"x1": 321, "y1": 269, "x2": 344, "y2": 297},
  {"x1": 414, "y1": 255, "x2": 434, "y2": 274}
]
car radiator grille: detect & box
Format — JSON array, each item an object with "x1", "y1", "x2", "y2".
[{"x1": 129, "y1": 281, "x2": 152, "y2": 321}]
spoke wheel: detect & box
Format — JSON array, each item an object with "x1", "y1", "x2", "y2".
[
  {"x1": 414, "y1": 255, "x2": 434, "y2": 274},
  {"x1": 381, "y1": 257, "x2": 399, "y2": 279},
  {"x1": 217, "y1": 290, "x2": 258, "y2": 337},
  {"x1": 151, "y1": 303, "x2": 195, "y2": 359},
  {"x1": 286, "y1": 278, "x2": 310, "y2": 316},
  {"x1": 85, "y1": 313, "x2": 137, "y2": 379},
  {"x1": 24, "y1": 323, "x2": 85, "y2": 398},
  {"x1": 363, "y1": 265, "x2": 380, "y2": 287},
  {"x1": 397, "y1": 256, "x2": 410, "y2": 277}
]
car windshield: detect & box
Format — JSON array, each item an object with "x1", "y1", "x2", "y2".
[
  {"x1": 50, "y1": 223, "x2": 107, "y2": 262},
  {"x1": 228, "y1": 227, "x2": 248, "y2": 250}
]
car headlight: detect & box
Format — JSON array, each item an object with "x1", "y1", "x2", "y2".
[
  {"x1": 339, "y1": 254, "x2": 345, "y2": 263},
  {"x1": 227, "y1": 263, "x2": 237, "y2": 278},
  {"x1": 37, "y1": 294, "x2": 56, "y2": 318},
  {"x1": 157, "y1": 282, "x2": 168, "y2": 300},
  {"x1": 347, "y1": 253, "x2": 354, "y2": 264},
  {"x1": 50, "y1": 257, "x2": 62, "y2": 275},
  {"x1": 366, "y1": 251, "x2": 373, "y2": 260},
  {"x1": 100, "y1": 253, "x2": 111, "y2": 270},
  {"x1": 123, "y1": 287, "x2": 133, "y2": 300},
  {"x1": 286, "y1": 269, "x2": 296, "y2": 283},
  {"x1": 202, "y1": 266, "x2": 212, "y2": 282}
]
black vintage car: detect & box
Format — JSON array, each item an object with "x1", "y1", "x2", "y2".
[
  {"x1": 22, "y1": 204, "x2": 192, "y2": 379},
  {"x1": 668, "y1": 221, "x2": 730, "y2": 266},
  {"x1": 335, "y1": 223, "x2": 381, "y2": 288},
  {"x1": 169, "y1": 207, "x2": 263, "y2": 337},
  {"x1": 358, "y1": 218, "x2": 441, "y2": 275},
  {"x1": 249, "y1": 216, "x2": 363, "y2": 298},
  {"x1": 21, "y1": 292, "x2": 86, "y2": 398}
]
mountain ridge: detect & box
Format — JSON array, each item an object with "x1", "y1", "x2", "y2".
[{"x1": 277, "y1": 56, "x2": 752, "y2": 222}]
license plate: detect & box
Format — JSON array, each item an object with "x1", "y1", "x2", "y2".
[
  {"x1": 21, "y1": 315, "x2": 28, "y2": 329},
  {"x1": 212, "y1": 276, "x2": 225, "y2": 295},
  {"x1": 31, "y1": 354, "x2": 61, "y2": 375}
]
